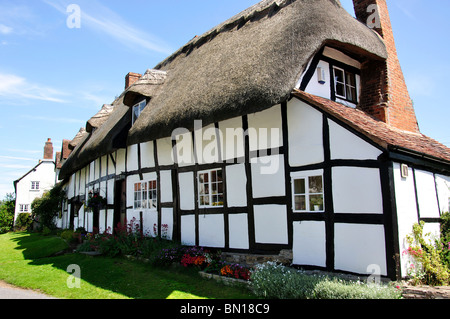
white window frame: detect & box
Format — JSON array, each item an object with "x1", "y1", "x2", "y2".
[
  {"x1": 30, "y1": 181, "x2": 40, "y2": 191},
  {"x1": 19, "y1": 204, "x2": 29, "y2": 212},
  {"x1": 133, "y1": 180, "x2": 157, "y2": 211},
  {"x1": 198, "y1": 168, "x2": 224, "y2": 208},
  {"x1": 132, "y1": 100, "x2": 147, "y2": 125},
  {"x1": 333, "y1": 66, "x2": 357, "y2": 103},
  {"x1": 291, "y1": 170, "x2": 324, "y2": 213}
]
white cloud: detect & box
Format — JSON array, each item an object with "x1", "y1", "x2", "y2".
[
  {"x1": 0, "y1": 156, "x2": 37, "y2": 162},
  {"x1": 0, "y1": 72, "x2": 68, "y2": 103},
  {"x1": 0, "y1": 24, "x2": 13, "y2": 34},
  {"x1": 44, "y1": 0, "x2": 173, "y2": 55},
  {"x1": 21, "y1": 114, "x2": 85, "y2": 124}
]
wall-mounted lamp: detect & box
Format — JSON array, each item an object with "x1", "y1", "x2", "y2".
[{"x1": 317, "y1": 67, "x2": 326, "y2": 84}]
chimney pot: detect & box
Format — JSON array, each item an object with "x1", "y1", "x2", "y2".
[{"x1": 43, "y1": 138, "x2": 53, "y2": 160}]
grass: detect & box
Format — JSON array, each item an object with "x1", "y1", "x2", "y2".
[{"x1": 0, "y1": 232, "x2": 254, "y2": 299}]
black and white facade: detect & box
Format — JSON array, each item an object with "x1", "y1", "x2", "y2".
[{"x1": 57, "y1": 0, "x2": 450, "y2": 281}]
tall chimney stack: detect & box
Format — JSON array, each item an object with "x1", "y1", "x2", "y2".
[
  {"x1": 43, "y1": 138, "x2": 53, "y2": 160},
  {"x1": 125, "y1": 72, "x2": 142, "y2": 90},
  {"x1": 353, "y1": 0, "x2": 419, "y2": 133}
]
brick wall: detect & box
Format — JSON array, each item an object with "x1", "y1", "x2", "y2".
[
  {"x1": 353, "y1": 0, "x2": 420, "y2": 133},
  {"x1": 125, "y1": 72, "x2": 142, "y2": 90}
]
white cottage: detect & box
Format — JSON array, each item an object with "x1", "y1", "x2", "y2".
[
  {"x1": 14, "y1": 139, "x2": 56, "y2": 224},
  {"x1": 58, "y1": 0, "x2": 450, "y2": 280}
]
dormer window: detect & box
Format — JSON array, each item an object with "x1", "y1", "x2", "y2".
[
  {"x1": 333, "y1": 66, "x2": 357, "y2": 103},
  {"x1": 132, "y1": 100, "x2": 147, "y2": 125}
]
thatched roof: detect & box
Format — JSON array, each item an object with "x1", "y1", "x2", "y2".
[
  {"x1": 126, "y1": 0, "x2": 387, "y2": 144},
  {"x1": 59, "y1": 94, "x2": 131, "y2": 180},
  {"x1": 86, "y1": 104, "x2": 114, "y2": 133},
  {"x1": 68, "y1": 127, "x2": 87, "y2": 150},
  {"x1": 60, "y1": 0, "x2": 388, "y2": 180}
]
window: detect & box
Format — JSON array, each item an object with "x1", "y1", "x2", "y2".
[
  {"x1": 333, "y1": 66, "x2": 357, "y2": 103},
  {"x1": 31, "y1": 181, "x2": 40, "y2": 190},
  {"x1": 134, "y1": 180, "x2": 157, "y2": 210},
  {"x1": 292, "y1": 174, "x2": 324, "y2": 212},
  {"x1": 198, "y1": 169, "x2": 223, "y2": 208},
  {"x1": 19, "y1": 204, "x2": 29, "y2": 212},
  {"x1": 132, "y1": 100, "x2": 147, "y2": 125}
]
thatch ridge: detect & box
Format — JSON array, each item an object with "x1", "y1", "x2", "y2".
[
  {"x1": 127, "y1": 0, "x2": 387, "y2": 145},
  {"x1": 60, "y1": 0, "x2": 388, "y2": 180}
]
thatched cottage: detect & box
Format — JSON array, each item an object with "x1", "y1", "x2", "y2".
[{"x1": 57, "y1": 0, "x2": 450, "y2": 280}]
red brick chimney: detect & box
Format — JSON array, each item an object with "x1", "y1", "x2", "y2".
[
  {"x1": 353, "y1": 0, "x2": 420, "y2": 133},
  {"x1": 125, "y1": 72, "x2": 142, "y2": 90},
  {"x1": 43, "y1": 138, "x2": 53, "y2": 160}
]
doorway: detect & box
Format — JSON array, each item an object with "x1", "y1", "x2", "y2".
[{"x1": 113, "y1": 179, "x2": 126, "y2": 233}]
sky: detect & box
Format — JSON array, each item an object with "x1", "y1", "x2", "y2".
[{"x1": 0, "y1": 0, "x2": 449, "y2": 199}]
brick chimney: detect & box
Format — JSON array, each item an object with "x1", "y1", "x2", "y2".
[
  {"x1": 125, "y1": 72, "x2": 142, "y2": 90},
  {"x1": 353, "y1": 0, "x2": 420, "y2": 133},
  {"x1": 43, "y1": 138, "x2": 53, "y2": 160}
]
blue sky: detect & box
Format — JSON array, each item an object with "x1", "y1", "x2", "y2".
[{"x1": 0, "y1": 0, "x2": 449, "y2": 199}]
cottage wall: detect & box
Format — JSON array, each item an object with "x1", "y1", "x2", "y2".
[{"x1": 393, "y1": 163, "x2": 449, "y2": 278}]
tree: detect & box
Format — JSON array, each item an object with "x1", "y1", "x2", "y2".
[
  {"x1": 0, "y1": 193, "x2": 15, "y2": 234},
  {"x1": 31, "y1": 184, "x2": 66, "y2": 231}
]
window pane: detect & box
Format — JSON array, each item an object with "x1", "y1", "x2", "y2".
[
  {"x1": 336, "y1": 83, "x2": 345, "y2": 97},
  {"x1": 294, "y1": 179, "x2": 305, "y2": 194},
  {"x1": 334, "y1": 68, "x2": 344, "y2": 83},
  {"x1": 295, "y1": 195, "x2": 306, "y2": 211},
  {"x1": 309, "y1": 176, "x2": 323, "y2": 193},
  {"x1": 346, "y1": 71, "x2": 356, "y2": 87},
  {"x1": 310, "y1": 195, "x2": 324, "y2": 211},
  {"x1": 346, "y1": 85, "x2": 357, "y2": 103}
]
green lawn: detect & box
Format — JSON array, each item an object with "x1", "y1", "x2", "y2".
[{"x1": 0, "y1": 232, "x2": 254, "y2": 299}]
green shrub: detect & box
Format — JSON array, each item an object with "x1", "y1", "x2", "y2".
[
  {"x1": 404, "y1": 221, "x2": 450, "y2": 286},
  {"x1": 60, "y1": 229, "x2": 74, "y2": 242},
  {"x1": 250, "y1": 262, "x2": 402, "y2": 299},
  {"x1": 31, "y1": 184, "x2": 65, "y2": 231},
  {"x1": 15, "y1": 213, "x2": 33, "y2": 231},
  {"x1": 0, "y1": 193, "x2": 15, "y2": 234}
]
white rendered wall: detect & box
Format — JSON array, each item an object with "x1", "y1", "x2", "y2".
[
  {"x1": 254, "y1": 204, "x2": 288, "y2": 244},
  {"x1": 287, "y1": 99, "x2": 324, "y2": 167},
  {"x1": 328, "y1": 119, "x2": 382, "y2": 160},
  {"x1": 179, "y1": 172, "x2": 195, "y2": 210},
  {"x1": 332, "y1": 167, "x2": 383, "y2": 214},
  {"x1": 127, "y1": 144, "x2": 139, "y2": 172},
  {"x1": 247, "y1": 104, "x2": 283, "y2": 152},
  {"x1": 157, "y1": 137, "x2": 175, "y2": 166},
  {"x1": 199, "y1": 214, "x2": 225, "y2": 248},
  {"x1": 293, "y1": 221, "x2": 326, "y2": 267},
  {"x1": 181, "y1": 214, "x2": 196, "y2": 246},
  {"x1": 14, "y1": 160, "x2": 55, "y2": 220},
  {"x1": 225, "y1": 164, "x2": 247, "y2": 207},
  {"x1": 228, "y1": 213, "x2": 249, "y2": 249},
  {"x1": 335, "y1": 223, "x2": 387, "y2": 276},
  {"x1": 251, "y1": 154, "x2": 285, "y2": 198},
  {"x1": 195, "y1": 123, "x2": 220, "y2": 164},
  {"x1": 436, "y1": 174, "x2": 450, "y2": 213},
  {"x1": 218, "y1": 116, "x2": 245, "y2": 162},
  {"x1": 415, "y1": 170, "x2": 440, "y2": 218},
  {"x1": 160, "y1": 170, "x2": 173, "y2": 203},
  {"x1": 393, "y1": 163, "x2": 419, "y2": 277},
  {"x1": 116, "y1": 149, "x2": 126, "y2": 174},
  {"x1": 140, "y1": 141, "x2": 155, "y2": 168},
  {"x1": 161, "y1": 208, "x2": 174, "y2": 240},
  {"x1": 302, "y1": 60, "x2": 331, "y2": 100}
]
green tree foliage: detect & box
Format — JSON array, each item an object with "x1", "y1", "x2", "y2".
[
  {"x1": 0, "y1": 193, "x2": 15, "y2": 233},
  {"x1": 31, "y1": 184, "x2": 66, "y2": 231}
]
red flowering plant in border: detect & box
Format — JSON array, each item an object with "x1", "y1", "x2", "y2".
[{"x1": 220, "y1": 263, "x2": 251, "y2": 281}]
